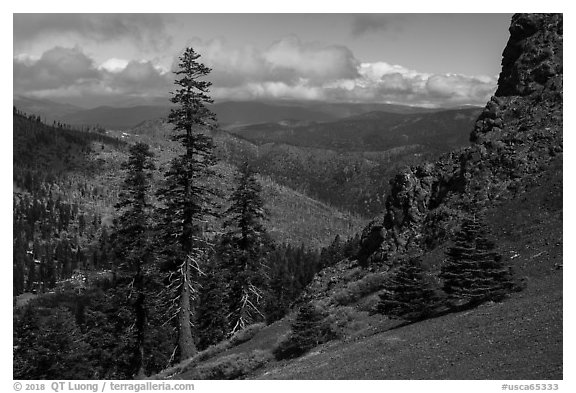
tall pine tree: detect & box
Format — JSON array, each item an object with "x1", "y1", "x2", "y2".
[
  {"x1": 112, "y1": 142, "x2": 155, "y2": 377},
  {"x1": 156, "y1": 47, "x2": 218, "y2": 360},
  {"x1": 220, "y1": 162, "x2": 269, "y2": 334}
]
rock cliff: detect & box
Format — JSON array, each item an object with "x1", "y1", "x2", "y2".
[{"x1": 358, "y1": 13, "x2": 563, "y2": 267}]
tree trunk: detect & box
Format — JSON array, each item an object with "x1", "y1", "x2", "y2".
[
  {"x1": 134, "y1": 269, "x2": 147, "y2": 378},
  {"x1": 178, "y1": 264, "x2": 197, "y2": 360},
  {"x1": 177, "y1": 122, "x2": 198, "y2": 361}
]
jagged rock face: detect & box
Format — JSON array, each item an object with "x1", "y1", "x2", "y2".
[
  {"x1": 359, "y1": 13, "x2": 563, "y2": 267},
  {"x1": 496, "y1": 13, "x2": 563, "y2": 97}
]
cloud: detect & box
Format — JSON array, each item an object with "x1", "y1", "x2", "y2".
[
  {"x1": 99, "y1": 58, "x2": 130, "y2": 72},
  {"x1": 425, "y1": 74, "x2": 496, "y2": 101},
  {"x1": 180, "y1": 38, "x2": 268, "y2": 88},
  {"x1": 111, "y1": 60, "x2": 170, "y2": 92},
  {"x1": 14, "y1": 46, "x2": 100, "y2": 91},
  {"x1": 183, "y1": 36, "x2": 359, "y2": 87},
  {"x1": 13, "y1": 14, "x2": 171, "y2": 50},
  {"x1": 262, "y1": 36, "x2": 360, "y2": 84},
  {"x1": 350, "y1": 14, "x2": 404, "y2": 37},
  {"x1": 14, "y1": 47, "x2": 172, "y2": 106},
  {"x1": 213, "y1": 82, "x2": 324, "y2": 102},
  {"x1": 332, "y1": 62, "x2": 496, "y2": 106},
  {"x1": 13, "y1": 41, "x2": 497, "y2": 108}
]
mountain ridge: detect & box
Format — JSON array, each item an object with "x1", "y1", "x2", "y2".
[
  {"x1": 231, "y1": 106, "x2": 481, "y2": 152},
  {"x1": 14, "y1": 96, "x2": 477, "y2": 130}
]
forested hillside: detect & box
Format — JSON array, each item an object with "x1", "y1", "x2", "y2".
[
  {"x1": 155, "y1": 13, "x2": 562, "y2": 381},
  {"x1": 132, "y1": 117, "x2": 470, "y2": 217},
  {"x1": 13, "y1": 13, "x2": 562, "y2": 382},
  {"x1": 13, "y1": 88, "x2": 364, "y2": 379},
  {"x1": 13, "y1": 108, "x2": 127, "y2": 296}
]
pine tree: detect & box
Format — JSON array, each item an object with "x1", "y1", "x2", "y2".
[
  {"x1": 440, "y1": 217, "x2": 515, "y2": 305},
  {"x1": 320, "y1": 235, "x2": 345, "y2": 268},
  {"x1": 220, "y1": 162, "x2": 269, "y2": 334},
  {"x1": 156, "y1": 47, "x2": 218, "y2": 360},
  {"x1": 376, "y1": 256, "x2": 442, "y2": 321},
  {"x1": 111, "y1": 142, "x2": 155, "y2": 377},
  {"x1": 14, "y1": 306, "x2": 93, "y2": 379}
]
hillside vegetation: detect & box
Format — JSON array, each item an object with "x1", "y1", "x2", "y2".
[
  {"x1": 158, "y1": 13, "x2": 563, "y2": 381},
  {"x1": 132, "y1": 114, "x2": 470, "y2": 217},
  {"x1": 13, "y1": 13, "x2": 562, "y2": 381}
]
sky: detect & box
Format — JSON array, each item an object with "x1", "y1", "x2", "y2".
[{"x1": 13, "y1": 13, "x2": 513, "y2": 108}]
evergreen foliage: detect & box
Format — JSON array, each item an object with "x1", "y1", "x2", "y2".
[
  {"x1": 195, "y1": 258, "x2": 229, "y2": 351},
  {"x1": 440, "y1": 217, "x2": 516, "y2": 304},
  {"x1": 14, "y1": 306, "x2": 93, "y2": 379},
  {"x1": 111, "y1": 142, "x2": 156, "y2": 376},
  {"x1": 376, "y1": 256, "x2": 442, "y2": 321},
  {"x1": 263, "y1": 243, "x2": 320, "y2": 324},
  {"x1": 155, "y1": 47, "x2": 219, "y2": 360},
  {"x1": 319, "y1": 235, "x2": 344, "y2": 268},
  {"x1": 220, "y1": 163, "x2": 270, "y2": 334},
  {"x1": 13, "y1": 111, "x2": 123, "y2": 296}
]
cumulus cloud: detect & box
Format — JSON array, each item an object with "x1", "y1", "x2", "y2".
[
  {"x1": 183, "y1": 36, "x2": 359, "y2": 88},
  {"x1": 13, "y1": 40, "x2": 497, "y2": 108},
  {"x1": 14, "y1": 14, "x2": 171, "y2": 50},
  {"x1": 425, "y1": 74, "x2": 496, "y2": 101},
  {"x1": 111, "y1": 60, "x2": 170, "y2": 92},
  {"x1": 14, "y1": 46, "x2": 100, "y2": 91},
  {"x1": 262, "y1": 36, "x2": 359, "y2": 84},
  {"x1": 213, "y1": 82, "x2": 324, "y2": 102},
  {"x1": 14, "y1": 47, "x2": 172, "y2": 106},
  {"x1": 99, "y1": 58, "x2": 130, "y2": 72},
  {"x1": 328, "y1": 61, "x2": 496, "y2": 106},
  {"x1": 181, "y1": 38, "x2": 268, "y2": 88}
]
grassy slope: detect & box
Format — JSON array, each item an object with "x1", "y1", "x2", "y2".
[
  {"x1": 165, "y1": 157, "x2": 562, "y2": 380},
  {"x1": 257, "y1": 279, "x2": 561, "y2": 379},
  {"x1": 253, "y1": 157, "x2": 563, "y2": 380}
]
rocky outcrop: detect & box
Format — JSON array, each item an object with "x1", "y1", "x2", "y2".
[{"x1": 359, "y1": 13, "x2": 563, "y2": 267}]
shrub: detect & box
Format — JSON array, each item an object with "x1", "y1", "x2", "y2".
[
  {"x1": 273, "y1": 303, "x2": 336, "y2": 360},
  {"x1": 193, "y1": 350, "x2": 272, "y2": 380},
  {"x1": 228, "y1": 323, "x2": 265, "y2": 346},
  {"x1": 326, "y1": 306, "x2": 367, "y2": 336},
  {"x1": 331, "y1": 272, "x2": 388, "y2": 306},
  {"x1": 153, "y1": 324, "x2": 265, "y2": 379}
]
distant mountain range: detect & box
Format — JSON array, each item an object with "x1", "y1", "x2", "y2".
[
  {"x1": 230, "y1": 107, "x2": 482, "y2": 152},
  {"x1": 13, "y1": 94, "x2": 481, "y2": 216},
  {"x1": 13, "y1": 96, "x2": 474, "y2": 130},
  {"x1": 13, "y1": 96, "x2": 82, "y2": 119}
]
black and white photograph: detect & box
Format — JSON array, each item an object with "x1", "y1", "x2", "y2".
[{"x1": 10, "y1": 6, "x2": 564, "y2": 385}]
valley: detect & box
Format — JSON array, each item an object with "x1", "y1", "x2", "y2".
[{"x1": 12, "y1": 13, "x2": 563, "y2": 383}]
